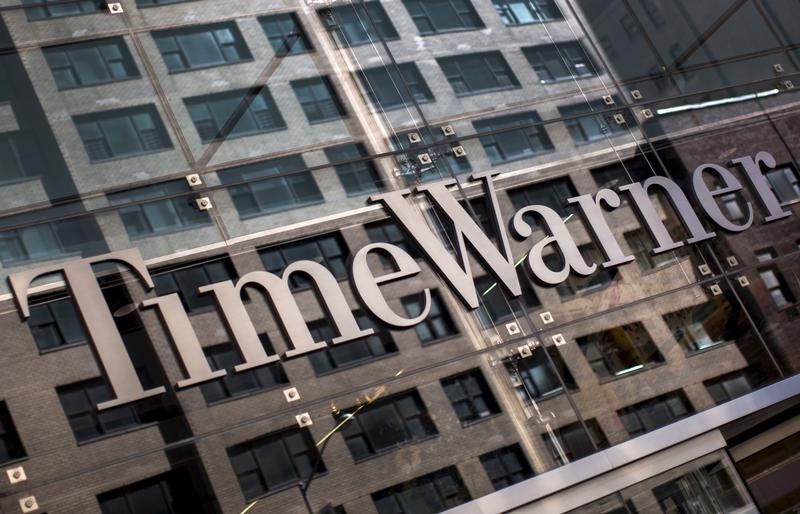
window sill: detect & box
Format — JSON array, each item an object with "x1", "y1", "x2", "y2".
[
  {"x1": 460, "y1": 412, "x2": 503, "y2": 428},
  {"x1": 454, "y1": 85, "x2": 522, "y2": 98},
  {"x1": 539, "y1": 75, "x2": 596, "y2": 85},
  {"x1": 200, "y1": 125, "x2": 287, "y2": 145},
  {"x1": 351, "y1": 434, "x2": 439, "y2": 465},
  {"x1": 420, "y1": 333, "x2": 461, "y2": 348},
  {"x1": 38, "y1": 340, "x2": 89, "y2": 355},
  {"x1": 125, "y1": 221, "x2": 215, "y2": 241},
  {"x1": 26, "y1": 11, "x2": 105, "y2": 22},
  {"x1": 372, "y1": 98, "x2": 434, "y2": 113},
  {"x1": 307, "y1": 114, "x2": 349, "y2": 126},
  {"x1": 166, "y1": 58, "x2": 255, "y2": 75},
  {"x1": 522, "y1": 387, "x2": 571, "y2": 405},
  {"x1": 204, "y1": 380, "x2": 287, "y2": 407},
  {"x1": 339, "y1": 36, "x2": 401, "y2": 49},
  {"x1": 0, "y1": 456, "x2": 29, "y2": 468},
  {"x1": 502, "y1": 19, "x2": 563, "y2": 28},
  {"x1": 598, "y1": 361, "x2": 666, "y2": 384},
  {"x1": 56, "y1": 75, "x2": 142, "y2": 92},
  {"x1": 88, "y1": 147, "x2": 174, "y2": 165},
  {"x1": 76, "y1": 421, "x2": 159, "y2": 447},
  {"x1": 236, "y1": 199, "x2": 326, "y2": 221},
  {"x1": 489, "y1": 148, "x2": 555, "y2": 167},
  {"x1": 685, "y1": 340, "x2": 732, "y2": 356},
  {"x1": 244, "y1": 471, "x2": 329, "y2": 503},
  {"x1": 418, "y1": 26, "x2": 486, "y2": 37},
  {"x1": 312, "y1": 350, "x2": 400, "y2": 378},
  {"x1": 2, "y1": 250, "x2": 83, "y2": 269}
]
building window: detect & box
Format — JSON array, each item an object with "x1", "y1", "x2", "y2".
[
  {"x1": 756, "y1": 249, "x2": 796, "y2": 307},
  {"x1": 339, "y1": 390, "x2": 437, "y2": 460},
  {"x1": 705, "y1": 372, "x2": 753, "y2": 405},
  {"x1": 402, "y1": 290, "x2": 459, "y2": 344},
  {"x1": 57, "y1": 378, "x2": 144, "y2": 442},
  {"x1": 0, "y1": 134, "x2": 28, "y2": 183},
  {"x1": 258, "y1": 232, "x2": 349, "y2": 290},
  {"x1": 152, "y1": 256, "x2": 238, "y2": 313},
  {"x1": 227, "y1": 427, "x2": 323, "y2": 500},
  {"x1": 325, "y1": 143, "x2": 383, "y2": 196},
  {"x1": 43, "y1": 37, "x2": 139, "y2": 90},
  {"x1": 0, "y1": 402, "x2": 26, "y2": 465},
  {"x1": 719, "y1": 192, "x2": 749, "y2": 223},
  {"x1": 402, "y1": 0, "x2": 484, "y2": 35},
  {"x1": 507, "y1": 176, "x2": 578, "y2": 219},
  {"x1": 625, "y1": 230, "x2": 681, "y2": 272},
  {"x1": 97, "y1": 467, "x2": 211, "y2": 514},
  {"x1": 321, "y1": 2, "x2": 399, "y2": 47},
  {"x1": 220, "y1": 155, "x2": 322, "y2": 218},
  {"x1": 507, "y1": 347, "x2": 575, "y2": 403},
  {"x1": 365, "y1": 219, "x2": 420, "y2": 261},
  {"x1": 27, "y1": 293, "x2": 86, "y2": 351},
  {"x1": 441, "y1": 369, "x2": 501, "y2": 424},
  {"x1": 74, "y1": 105, "x2": 173, "y2": 162},
  {"x1": 618, "y1": 390, "x2": 695, "y2": 437},
  {"x1": 200, "y1": 338, "x2": 288, "y2": 404},
  {"x1": 153, "y1": 22, "x2": 251, "y2": 73},
  {"x1": 558, "y1": 98, "x2": 631, "y2": 144},
  {"x1": 475, "y1": 271, "x2": 541, "y2": 326},
  {"x1": 358, "y1": 63, "x2": 435, "y2": 111},
  {"x1": 107, "y1": 180, "x2": 211, "y2": 239},
  {"x1": 543, "y1": 244, "x2": 619, "y2": 298},
  {"x1": 473, "y1": 112, "x2": 554, "y2": 165},
  {"x1": 259, "y1": 13, "x2": 313, "y2": 55},
  {"x1": 577, "y1": 322, "x2": 664, "y2": 379},
  {"x1": 479, "y1": 444, "x2": 534, "y2": 490},
  {"x1": 185, "y1": 87, "x2": 286, "y2": 143},
  {"x1": 22, "y1": 0, "x2": 102, "y2": 20},
  {"x1": 664, "y1": 298, "x2": 742, "y2": 352},
  {"x1": 765, "y1": 164, "x2": 800, "y2": 204},
  {"x1": 0, "y1": 213, "x2": 105, "y2": 267},
  {"x1": 307, "y1": 313, "x2": 398, "y2": 375},
  {"x1": 651, "y1": 461, "x2": 747, "y2": 513},
  {"x1": 438, "y1": 52, "x2": 520, "y2": 96},
  {"x1": 372, "y1": 466, "x2": 471, "y2": 513},
  {"x1": 492, "y1": 0, "x2": 562, "y2": 25},
  {"x1": 291, "y1": 76, "x2": 347, "y2": 123},
  {"x1": 522, "y1": 41, "x2": 596, "y2": 83},
  {"x1": 544, "y1": 419, "x2": 609, "y2": 466},
  {"x1": 590, "y1": 157, "x2": 654, "y2": 190}
]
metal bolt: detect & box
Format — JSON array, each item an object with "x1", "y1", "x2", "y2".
[
  {"x1": 552, "y1": 334, "x2": 566, "y2": 346},
  {"x1": 283, "y1": 387, "x2": 300, "y2": 402},
  {"x1": 641, "y1": 108, "x2": 654, "y2": 119},
  {"x1": 441, "y1": 125, "x2": 455, "y2": 136},
  {"x1": 602, "y1": 95, "x2": 614, "y2": 105},
  {"x1": 698, "y1": 264, "x2": 712, "y2": 276},
  {"x1": 107, "y1": 2, "x2": 123, "y2": 13},
  {"x1": 451, "y1": 145, "x2": 466, "y2": 157},
  {"x1": 540, "y1": 311, "x2": 554, "y2": 324},
  {"x1": 631, "y1": 89, "x2": 643, "y2": 100},
  {"x1": 505, "y1": 322, "x2": 520, "y2": 335}
]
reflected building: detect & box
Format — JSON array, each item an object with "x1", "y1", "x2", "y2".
[{"x1": 0, "y1": 1, "x2": 798, "y2": 514}]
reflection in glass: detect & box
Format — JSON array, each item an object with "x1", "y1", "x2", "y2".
[{"x1": 577, "y1": 323, "x2": 664, "y2": 379}]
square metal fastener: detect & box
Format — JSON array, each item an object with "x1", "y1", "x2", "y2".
[
  {"x1": 295, "y1": 412, "x2": 313, "y2": 427},
  {"x1": 641, "y1": 108, "x2": 654, "y2": 119},
  {"x1": 710, "y1": 284, "x2": 723, "y2": 296},
  {"x1": 540, "y1": 311, "x2": 554, "y2": 324},
  {"x1": 726, "y1": 256, "x2": 739, "y2": 267},
  {"x1": 506, "y1": 322, "x2": 520, "y2": 335},
  {"x1": 7, "y1": 466, "x2": 26, "y2": 484},
  {"x1": 698, "y1": 264, "x2": 712, "y2": 276},
  {"x1": 783, "y1": 80, "x2": 795, "y2": 90},
  {"x1": 20, "y1": 497, "x2": 38, "y2": 513},
  {"x1": 418, "y1": 153, "x2": 432, "y2": 164},
  {"x1": 774, "y1": 63, "x2": 784, "y2": 73},
  {"x1": 407, "y1": 132, "x2": 421, "y2": 143},
  {"x1": 283, "y1": 387, "x2": 300, "y2": 402},
  {"x1": 195, "y1": 197, "x2": 212, "y2": 210},
  {"x1": 613, "y1": 113, "x2": 626, "y2": 125},
  {"x1": 737, "y1": 276, "x2": 750, "y2": 287},
  {"x1": 452, "y1": 145, "x2": 466, "y2": 157},
  {"x1": 107, "y1": 2, "x2": 124, "y2": 13},
  {"x1": 185, "y1": 174, "x2": 202, "y2": 187},
  {"x1": 552, "y1": 334, "x2": 566, "y2": 346},
  {"x1": 441, "y1": 125, "x2": 455, "y2": 136},
  {"x1": 631, "y1": 89, "x2": 643, "y2": 100},
  {"x1": 517, "y1": 345, "x2": 532, "y2": 358},
  {"x1": 602, "y1": 95, "x2": 614, "y2": 105}
]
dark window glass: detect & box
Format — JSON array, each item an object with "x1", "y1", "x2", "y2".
[
  {"x1": 0, "y1": 134, "x2": 28, "y2": 183},
  {"x1": 441, "y1": 369, "x2": 501, "y2": 424},
  {"x1": 98, "y1": 467, "x2": 211, "y2": 514},
  {"x1": 358, "y1": 63, "x2": 435, "y2": 110},
  {"x1": 321, "y1": 2, "x2": 399, "y2": 47},
  {"x1": 542, "y1": 244, "x2": 619, "y2": 298},
  {"x1": 755, "y1": 249, "x2": 796, "y2": 307},
  {"x1": 199, "y1": 337, "x2": 288, "y2": 404},
  {"x1": 402, "y1": 0, "x2": 484, "y2": 35},
  {"x1": 390, "y1": 127, "x2": 472, "y2": 183},
  {"x1": 57, "y1": 378, "x2": 143, "y2": 442},
  {"x1": 27, "y1": 293, "x2": 87, "y2": 351},
  {"x1": 664, "y1": 298, "x2": 745, "y2": 353},
  {"x1": 652, "y1": 462, "x2": 746, "y2": 513},
  {"x1": 590, "y1": 158, "x2": 655, "y2": 191},
  {"x1": 475, "y1": 271, "x2": 540, "y2": 326},
  {"x1": 765, "y1": 164, "x2": 800, "y2": 204},
  {"x1": 492, "y1": 0, "x2": 562, "y2": 25},
  {"x1": 43, "y1": 37, "x2": 139, "y2": 89},
  {"x1": 625, "y1": 230, "x2": 681, "y2": 272},
  {"x1": 479, "y1": 444, "x2": 534, "y2": 490},
  {"x1": 185, "y1": 87, "x2": 286, "y2": 143},
  {"x1": 258, "y1": 232, "x2": 349, "y2": 291},
  {"x1": 544, "y1": 419, "x2": 609, "y2": 466},
  {"x1": 0, "y1": 402, "x2": 26, "y2": 464},
  {"x1": 506, "y1": 347, "x2": 575, "y2": 402},
  {"x1": 473, "y1": 112, "x2": 553, "y2": 164},
  {"x1": 259, "y1": 13, "x2": 313, "y2": 55},
  {"x1": 372, "y1": 466, "x2": 471, "y2": 514},
  {"x1": 153, "y1": 22, "x2": 251, "y2": 72},
  {"x1": 401, "y1": 290, "x2": 458, "y2": 344},
  {"x1": 291, "y1": 76, "x2": 347, "y2": 123},
  {"x1": 618, "y1": 390, "x2": 695, "y2": 436},
  {"x1": 74, "y1": 105, "x2": 173, "y2": 162},
  {"x1": 22, "y1": 0, "x2": 103, "y2": 20},
  {"x1": 365, "y1": 219, "x2": 420, "y2": 261},
  {"x1": 307, "y1": 313, "x2": 398, "y2": 375},
  {"x1": 507, "y1": 176, "x2": 577, "y2": 218},
  {"x1": 325, "y1": 143, "x2": 383, "y2": 195},
  {"x1": 438, "y1": 52, "x2": 520, "y2": 96},
  {"x1": 152, "y1": 256, "x2": 238, "y2": 313},
  {"x1": 107, "y1": 180, "x2": 211, "y2": 239},
  {"x1": 577, "y1": 323, "x2": 663, "y2": 379},
  {"x1": 558, "y1": 98, "x2": 631, "y2": 144},
  {"x1": 228, "y1": 427, "x2": 324, "y2": 500},
  {"x1": 339, "y1": 390, "x2": 437, "y2": 460},
  {"x1": 219, "y1": 155, "x2": 322, "y2": 218},
  {"x1": 705, "y1": 372, "x2": 753, "y2": 405},
  {"x1": 522, "y1": 41, "x2": 596, "y2": 82}
]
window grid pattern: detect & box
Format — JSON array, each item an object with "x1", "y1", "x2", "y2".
[
  {"x1": 473, "y1": 112, "x2": 554, "y2": 164},
  {"x1": 402, "y1": 0, "x2": 485, "y2": 35},
  {"x1": 441, "y1": 369, "x2": 501, "y2": 424},
  {"x1": 523, "y1": 41, "x2": 596, "y2": 82},
  {"x1": 258, "y1": 232, "x2": 349, "y2": 290},
  {"x1": 57, "y1": 378, "x2": 143, "y2": 442},
  {"x1": 43, "y1": 37, "x2": 139, "y2": 89},
  {"x1": 577, "y1": 323, "x2": 664, "y2": 379},
  {"x1": 185, "y1": 87, "x2": 286, "y2": 143},
  {"x1": 544, "y1": 419, "x2": 609, "y2": 466},
  {"x1": 401, "y1": 290, "x2": 459, "y2": 344},
  {"x1": 438, "y1": 52, "x2": 520, "y2": 96},
  {"x1": 259, "y1": 13, "x2": 313, "y2": 55},
  {"x1": 199, "y1": 339, "x2": 288, "y2": 403},
  {"x1": 23, "y1": 0, "x2": 103, "y2": 20},
  {"x1": 323, "y1": 2, "x2": 399, "y2": 47},
  {"x1": 492, "y1": 0, "x2": 562, "y2": 25},
  {"x1": 618, "y1": 391, "x2": 695, "y2": 436},
  {"x1": 479, "y1": 444, "x2": 534, "y2": 490},
  {"x1": 358, "y1": 63, "x2": 435, "y2": 111},
  {"x1": 372, "y1": 466, "x2": 471, "y2": 514},
  {"x1": 153, "y1": 22, "x2": 251, "y2": 72},
  {"x1": 325, "y1": 143, "x2": 383, "y2": 195},
  {"x1": 27, "y1": 295, "x2": 86, "y2": 351},
  {"x1": 152, "y1": 257, "x2": 238, "y2": 312},
  {"x1": 291, "y1": 76, "x2": 347, "y2": 123},
  {"x1": 307, "y1": 314, "x2": 398, "y2": 375},
  {"x1": 74, "y1": 105, "x2": 173, "y2": 162}
]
